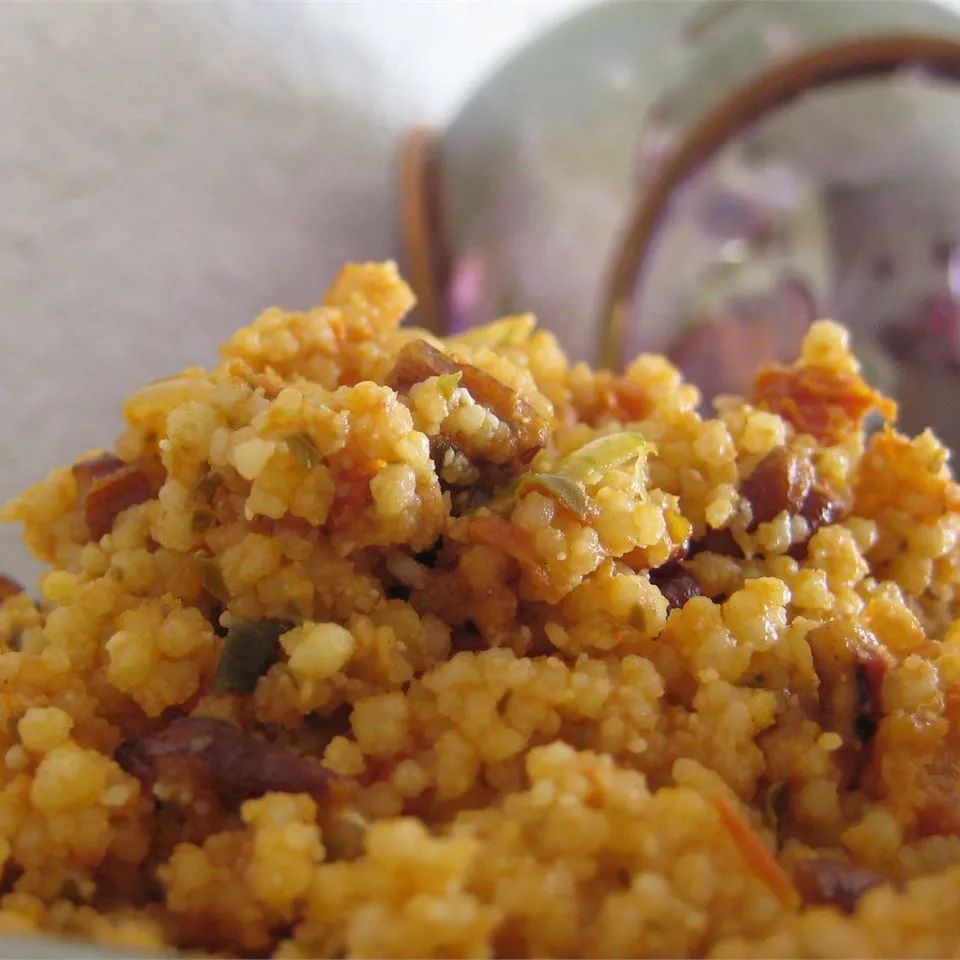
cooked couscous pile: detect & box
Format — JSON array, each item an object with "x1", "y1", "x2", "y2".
[{"x1": 2, "y1": 262, "x2": 960, "y2": 957}]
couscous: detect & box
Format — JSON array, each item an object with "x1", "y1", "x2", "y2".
[{"x1": 2, "y1": 262, "x2": 960, "y2": 957}]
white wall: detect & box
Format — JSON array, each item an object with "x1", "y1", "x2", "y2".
[{"x1": 0, "y1": 0, "x2": 581, "y2": 580}]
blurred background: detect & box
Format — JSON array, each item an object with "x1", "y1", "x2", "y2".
[
  {"x1": 6, "y1": 0, "x2": 960, "y2": 585},
  {"x1": 0, "y1": 0, "x2": 579, "y2": 581}
]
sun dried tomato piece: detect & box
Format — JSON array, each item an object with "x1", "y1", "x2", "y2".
[
  {"x1": 587, "y1": 375, "x2": 651, "y2": 423},
  {"x1": 751, "y1": 364, "x2": 896, "y2": 445}
]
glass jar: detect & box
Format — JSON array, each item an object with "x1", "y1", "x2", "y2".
[{"x1": 402, "y1": 0, "x2": 960, "y2": 451}]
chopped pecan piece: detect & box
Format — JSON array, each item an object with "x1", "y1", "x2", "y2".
[
  {"x1": 389, "y1": 339, "x2": 548, "y2": 472},
  {"x1": 808, "y1": 619, "x2": 887, "y2": 747},
  {"x1": 116, "y1": 716, "x2": 338, "y2": 805},
  {"x1": 73, "y1": 453, "x2": 161, "y2": 540},
  {"x1": 733, "y1": 446, "x2": 848, "y2": 557},
  {"x1": 742, "y1": 447, "x2": 814, "y2": 531}
]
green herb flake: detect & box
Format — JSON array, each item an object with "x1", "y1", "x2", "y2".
[
  {"x1": 214, "y1": 618, "x2": 292, "y2": 694},
  {"x1": 435, "y1": 371, "x2": 462, "y2": 398},
  {"x1": 740, "y1": 673, "x2": 767, "y2": 689},
  {"x1": 195, "y1": 555, "x2": 229, "y2": 604},
  {"x1": 629, "y1": 604, "x2": 647, "y2": 631},
  {"x1": 192, "y1": 469, "x2": 222, "y2": 502},
  {"x1": 192, "y1": 508, "x2": 214, "y2": 533},
  {"x1": 764, "y1": 779, "x2": 790, "y2": 832},
  {"x1": 286, "y1": 433, "x2": 321, "y2": 470},
  {"x1": 517, "y1": 473, "x2": 593, "y2": 519}
]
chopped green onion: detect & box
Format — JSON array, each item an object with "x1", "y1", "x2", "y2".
[
  {"x1": 629, "y1": 605, "x2": 647, "y2": 631},
  {"x1": 286, "y1": 433, "x2": 321, "y2": 469},
  {"x1": 517, "y1": 473, "x2": 594, "y2": 518},
  {"x1": 556, "y1": 431, "x2": 653, "y2": 485},
  {"x1": 511, "y1": 433, "x2": 653, "y2": 518},
  {"x1": 214, "y1": 618, "x2": 292, "y2": 694},
  {"x1": 192, "y1": 470, "x2": 221, "y2": 501},
  {"x1": 764, "y1": 779, "x2": 790, "y2": 832}
]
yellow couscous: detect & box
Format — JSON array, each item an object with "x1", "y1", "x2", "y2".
[{"x1": 2, "y1": 261, "x2": 960, "y2": 957}]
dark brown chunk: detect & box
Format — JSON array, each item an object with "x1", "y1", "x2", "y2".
[
  {"x1": 853, "y1": 656, "x2": 887, "y2": 744},
  {"x1": 741, "y1": 447, "x2": 814, "y2": 532},
  {"x1": 388, "y1": 340, "x2": 548, "y2": 470},
  {"x1": 72, "y1": 452, "x2": 127, "y2": 485},
  {"x1": 73, "y1": 453, "x2": 161, "y2": 541},
  {"x1": 388, "y1": 339, "x2": 457, "y2": 393},
  {"x1": 733, "y1": 445, "x2": 848, "y2": 557},
  {"x1": 690, "y1": 447, "x2": 846, "y2": 560},
  {"x1": 450, "y1": 622, "x2": 489, "y2": 653},
  {"x1": 792, "y1": 857, "x2": 887, "y2": 913},
  {"x1": 800, "y1": 485, "x2": 846, "y2": 531},
  {"x1": 808, "y1": 619, "x2": 887, "y2": 746},
  {"x1": 0, "y1": 574, "x2": 24, "y2": 603},
  {"x1": 690, "y1": 528, "x2": 743, "y2": 558},
  {"x1": 787, "y1": 485, "x2": 847, "y2": 560},
  {"x1": 116, "y1": 716, "x2": 337, "y2": 804},
  {"x1": 650, "y1": 564, "x2": 702, "y2": 611}
]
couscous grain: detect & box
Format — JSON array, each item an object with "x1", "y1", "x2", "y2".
[{"x1": 2, "y1": 262, "x2": 960, "y2": 956}]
